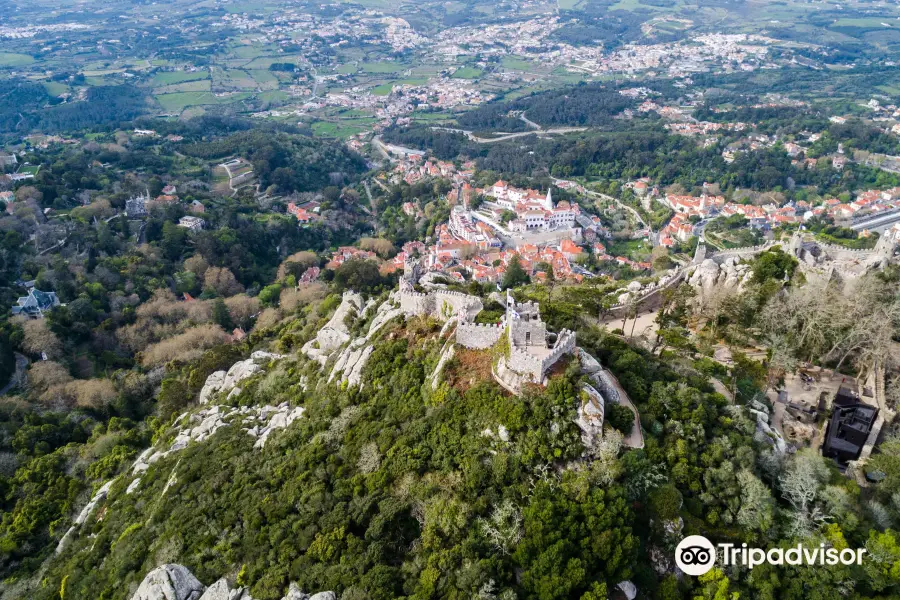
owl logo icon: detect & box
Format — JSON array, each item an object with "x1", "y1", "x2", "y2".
[{"x1": 676, "y1": 535, "x2": 716, "y2": 576}]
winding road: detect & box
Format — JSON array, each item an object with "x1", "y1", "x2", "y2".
[
  {"x1": 552, "y1": 177, "x2": 651, "y2": 236},
  {"x1": 431, "y1": 125, "x2": 588, "y2": 144},
  {"x1": 0, "y1": 353, "x2": 29, "y2": 396}
]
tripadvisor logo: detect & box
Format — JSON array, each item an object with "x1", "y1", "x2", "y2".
[{"x1": 675, "y1": 535, "x2": 867, "y2": 576}]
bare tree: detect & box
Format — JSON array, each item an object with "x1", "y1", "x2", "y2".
[
  {"x1": 22, "y1": 319, "x2": 63, "y2": 359},
  {"x1": 204, "y1": 267, "x2": 244, "y2": 297},
  {"x1": 477, "y1": 499, "x2": 523, "y2": 556}
]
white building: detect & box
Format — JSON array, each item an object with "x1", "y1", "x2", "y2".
[
  {"x1": 486, "y1": 182, "x2": 578, "y2": 232},
  {"x1": 178, "y1": 216, "x2": 205, "y2": 231}
]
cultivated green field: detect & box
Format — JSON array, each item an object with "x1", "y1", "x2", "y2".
[
  {"x1": 154, "y1": 91, "x2": 251, "y2": 112},
  {"x1": 42, "y1": 82, "x2": 69, "y2": 96},
  {"x1": 361, "y1": 62, "x2": 407, "y2": 74},
  {"x1": 0, "y1": 53, "x2": 34, "y2": 67},
  {"x1": 150, "y1": 71, "x2": 209, "y2": 86},
  {"x1": 312, "y1": 121, "x2": 370, "y2": 137},
  {"x1": 453, "y1": 67, "x2": 484, "y2": 79},
  {"x1": 154, "y1": 80, "x2": 212, "y2": 94},
  {"x1": 501, "y1": 56, "x2": 535, "y2": 71}
]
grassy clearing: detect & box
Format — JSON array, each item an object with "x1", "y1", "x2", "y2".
[
  {"x1": 312, "y1": 121, "x2": 370, "y2": 138},
  {"x1": 154, "y1": 80, "x2": 212, "y2": 94},
  {"x1": 372, "y1": 83, "x2": 393, "y2": 96},
  {"x1": 154, "y1": 91, "x2": 250, "y2": 112},
  {"x1": 0, "y1": 53, "x2": 34, "y2": 67},
  {"x1": 411, "y1": 112, "x2": 455, "y2": 123},
  {"x1": 361, "y1": 62, "x2": 406, "y2": 74},
  {"x1": 257, "y1": 90, "x2": 290, "y2": 103},
  {"x1": 398, "y1": 77, "x2": 429, "y2": 86},
  {"x1": 247, "y1": 70, "x2": 279, "y2": 86},
  {"x1": 230, "y1": 45, "x2": 276, "y2": 59},
  {"x1": 150, "y1": 71, "x2": 209, "y2": 86},
  {"x1": 215, "y1": 69, "x2": 259, "y2": 89},
  {"x1": 452, "y1": 67, "x2": 483, "y2": 79},
  {"x1": 606, "y1": 239, "x2": 652, "y2": 260},
  {"x1": 501, "y1": 56, "x2": 534, "y2": 71},
  {"x1": 832, "y1": 18, "x2": 896, "y2": 28},
  {"x1": 42, "y1": 82, "x2": 69, "y2": 96}
]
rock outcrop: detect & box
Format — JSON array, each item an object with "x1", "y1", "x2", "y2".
[
  {"x1": 576, "y1": 384, "x2": 605, "y2": 451},
  {"x1": 302, "y1": 291, "x2": 364, "y2": 365},
  {"x1": 129, "y1": 565, "x2": 335, "y2": 600},
  {"x1": 318, "y1": 293, "x2": 402, "y2": 388},
  {"x1": 688, "y1": 257, "x2": 751, "y2": 302},
  {"x1": 199, "y1": 351, "x2": 287, "y2": 404},
  {"x1": 616, "y1": 581, "x2": 638, "y2": 600},
  {"x1": 131, "y1": 564, "x2": 205, "y2": 600},
  {"x1": 55, "y1": 479, "x2": 115, "y2": 554},
  {"x1": 125, "y1": 403, "x2": 305, "y2": 496}
]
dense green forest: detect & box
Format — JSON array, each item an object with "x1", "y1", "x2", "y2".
[
  {"x1": 181, "y1": 130, "x2": 367, "y2": 194},
  {"x1": 384, "y1": 121, "x2": 900, "y2": 198},
  {"x1": 456, "y1": 83, "x2": 638, "y2": 131},
  {"x1": 0, "y1": 81, "x2": 148, "y2": 136},
  {"x1": 6, "y1": 261, "x2": 900, "y2": 600}
]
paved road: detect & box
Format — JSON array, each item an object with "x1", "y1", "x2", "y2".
[
  {"x1": 372, "y1": 136, "x2": 424, "y2": 160},
  {"x1": 432, "y1": 126, "x2": 588, "y2": 144},
  {"x1": 0, "y1": 353, "x2": 29, "y2": 396},
  {"x1": 553, "y1": 177, "x2": 650, "y2": 233},
  {"x1": 591, "y1": 370, "x2": 644, "y2": 449},
  {"x1": 517, "y1": 111, "x2": 542, "y2": 130}
]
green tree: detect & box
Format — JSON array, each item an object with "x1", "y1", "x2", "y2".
[
  {"x1": 751, "y1": 247, "x2": 798, "y2": 284},
  {"x1": 258, "y1": 283, "x2": 283, "y2": 307},
  {"x1": 212, "y1": 298, "x2": 233, "y2": 330},
  {"x1": 161, "y1": 221, "x2": 187, "y2": 262},
  {"x1": 502, "y1": 255, "x2": 530, "y2": 290}
]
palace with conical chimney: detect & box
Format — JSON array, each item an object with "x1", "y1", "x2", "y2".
[{"x1": 487, "y1": 180, "x2": 579, "y2": 233}]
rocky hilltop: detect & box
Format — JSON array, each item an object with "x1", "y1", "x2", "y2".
[{"x1": 130, "y1": 564, "x2": 334, "y2": 600}]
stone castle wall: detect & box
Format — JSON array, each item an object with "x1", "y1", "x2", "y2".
[
  {"x1": 508, "y1": 347, "x2": 544, "y2": 382},
  {"x1": 435, "y1": 290, "x2": 483, "y2": 321},
  {"x1": 398, "y1": 288, "x2": 483, "y2": 322},
  {"x1": 506, "y1": 328, "x2": 576, "y2": 382},
  {"x1": 509, "y1": 317, "x2": 548, "y2": 347},
  {"x1": 710, "y1": 242, "x2": 774, "y2": 262},
  {"x1": 456, "y1": 321, "x2": 505, "y2": 349},
  {"x1": 541, "y1": 330, "x2": 576, "y2": 374},
  {"x1": 399, "y1": 289, "x2": 435, "y2": 317}
]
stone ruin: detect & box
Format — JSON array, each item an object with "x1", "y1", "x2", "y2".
[
  {"x1": 398, "y1": 259, "x2": 577, "y2": 393},
  {"x1": 787, "y1": 230, "x2": 897, "y2": 280}
]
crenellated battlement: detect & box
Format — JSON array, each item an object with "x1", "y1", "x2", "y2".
[
  {"x1": 542, "y1": 330, "x2": 576, "y2": 373},
  {"x1": 397, "y1": 285, "x2": 483, "y2": 322},
  {"x1": 508, "y1": 347, "x2": 545, "y2": 381},
  {"x1": 456, "y1": 320, "x2": 505, "y2": 349}
]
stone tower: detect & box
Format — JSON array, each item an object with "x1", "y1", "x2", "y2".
[{"x1": 693, "y1": 238, "x2": 707, "y2": 264}]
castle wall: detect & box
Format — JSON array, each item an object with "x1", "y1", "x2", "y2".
[
  {"x1": 509, "y1": 318, "x2": 547, "y2": 348},
  {"x1": 435, "y1": 290, "x2": 483, "y2": 321},
  {"x1": 398, "y1": 288, "x2": 483, "y2": 323},
  {"x1": 541, "y1": 330, "x2": 576, "y2": 375},
  {"x1": 399, "y1": 289, "x2": 435, "y2": 317},
  {"x1": 456, "y1": 321, "x2": 504, "y2": 349},
  {"x1": 508, "y1": 348, "x2": 544, "y2": 382}
]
